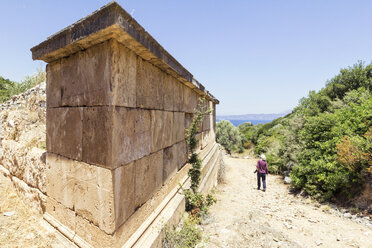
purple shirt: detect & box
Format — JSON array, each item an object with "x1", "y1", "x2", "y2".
[{"x1": 257, "y1": 160, "x2": 268, "y2": 174}]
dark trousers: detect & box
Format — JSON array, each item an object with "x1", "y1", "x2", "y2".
[{"x1": 257, "y1": 173, "x2": 266, "y2": 189}]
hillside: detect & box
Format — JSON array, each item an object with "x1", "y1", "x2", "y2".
[{"x1": 238, "y1": 62, "x2": 372, "y2": 210}]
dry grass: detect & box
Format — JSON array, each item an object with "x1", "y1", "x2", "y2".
[{"x1": 0, "y1": 174, "x2": 63, "y2": 248}]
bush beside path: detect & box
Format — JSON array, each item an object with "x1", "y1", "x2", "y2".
[{"x1": 201, "y1": 155, "x2": 372, "y2": 248}]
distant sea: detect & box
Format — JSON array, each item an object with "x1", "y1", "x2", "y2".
[{"x1": 216, "y1": 119, "x2": 272, "y2": 126}]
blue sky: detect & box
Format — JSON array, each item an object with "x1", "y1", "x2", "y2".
[{"x1": 1, "y1": 1, "x2": 371, "y2": 115}]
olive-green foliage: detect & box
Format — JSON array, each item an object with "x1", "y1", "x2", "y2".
[
  {"x1": 183, "y1": 98, "x2": 216, "y2": 222},
  {"x1": 248, "y1": 62, "x2": 372, "y2": 201},
  {"x1": 0, "y1": 69, "x2": 46, "y2": 103},
  {"x1": 0, "y1": 76, "x2": 17, "y2": 102},
  {"x1": 216, "y1": 120, "x2": 242, "y2": 153},
  {"x1": 163, "y1": 215, "x2": 202, "y2": 248}
]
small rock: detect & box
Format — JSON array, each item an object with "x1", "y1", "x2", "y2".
[
  {"x1": 284, "y1": 176, "x2": 291, "y2": 184},
  {"x1": 244, "y1": 156, "x2": 249, "y2": 159},
  {"x1": 316, "y1": 240, "x2": 323, "y2": 246},
  {"x1": 273, "y1": 237, "x2": 279, "y2": 242},
  {"x1": 7, "y1": 120, "x2": 14, "y2": 127},
  {"x1": 3, "y1": 211, "x2": 15, "y2": 217},
  {"x1": 308, "y1": 219, "x2": 318, "y2": 223},
  {"x1": 25, "y1": 233, "x2": 35, "y2": 239},
  {"x1": 344, "y1": 213, "x2": 352, "y2": 219}
]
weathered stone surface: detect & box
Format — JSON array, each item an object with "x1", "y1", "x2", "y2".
[
  {"x1": 110, "y1": 40, "x2": 137, "y2": 107},
  {"x1": 163, "y1": 74, "x2": 175, "y2": 111},
  {"x1": 136, "y1": 58, "x2": 164, "y2": 110},
  {"x1": 82, "y1": 107, "x2": 151, "y2": 169},
  {"x1": 163, "y1": 141, "x2": 188, "y2": 184},
  {"x1": 112, "y1": 108, "x2": 151, "y2": 168},
  {"x1": 82, "y1": 106, "x2": 112, "y2": 166},
  {"x1": 173, "y1": 78, "x2": 184, "y2": 112},
  {"x1": 150, "y1": 110, "x2": 173, "y2": 153},
  {"x1": 62, "y1": 41, "x2": 111, "y2": 106},
  {"x1": 173, "y1": 112, "x2": 185, "y2": 143},
  {"x1": 46, "y1": 153, "x2": 116, "y2": 233},
  {"x1": 175, "y1": 141, "x2": 188, "y2": 170},
  {"x1": 113, "y1": 162, "x2": 135, "y2": 228},
  {"x1": 163, "y1": 146, "x2": 177, "y2": 185},
  {"x1": 12, "y1": 175, "x2": 46, "y2": 214},
  {"x1": 202, "y1": 112, "x2": 211, "y2": 131},
  {"x1": 46, "y1": 61, "x2": 61, "y2": 108},
  {"x1": 135, "y1": 150, "x2": 163, "y2": 208},
  {"x1": 47, "y1": 107, "x2": 83, "y2": 160}
]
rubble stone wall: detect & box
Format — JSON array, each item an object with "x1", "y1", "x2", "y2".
[{"x1": 0, "y1": 83, "x2": 47, "y2": 214}]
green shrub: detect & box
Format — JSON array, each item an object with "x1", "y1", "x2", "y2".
[{"x1": 216, "y1": 120, "x2": 242, "y2": 153}]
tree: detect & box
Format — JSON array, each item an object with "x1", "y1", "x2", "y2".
[{"x1": 216, "y1": 120, "x2": 242, "y2": 153}]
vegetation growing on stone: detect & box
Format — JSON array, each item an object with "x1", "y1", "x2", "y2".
[{"x1": 184, "y1": 98, "x2": 216, "y2": 219}]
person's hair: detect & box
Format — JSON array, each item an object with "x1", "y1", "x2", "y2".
[{"x1": 260, "y1": 154, "x2": 266, "y2": 161}]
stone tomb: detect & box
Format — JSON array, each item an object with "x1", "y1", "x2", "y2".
[{"x1": 32, "y1": 2, "x2": 220, "y2": 247}]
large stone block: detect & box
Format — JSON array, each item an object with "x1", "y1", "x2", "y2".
[
  {"x1": 83, "y1": 107, "x2": 151, "y2": 169},
  {"x1": 113, "y1": 162, "x2": 135, "y2": 229},
  {"x1": 163, "y1": 145, "x2": 176, "y2": 185},
  {"x1": 110, "y1": 40, "x2": 137, "y2": 107},
  {"x1": 112, "y1": 108, "x2": 151, "y2": 167},
  {"x1": 82, "y1": 106, "x2": 113, "y2": 166},
  {"x1": 134, "y1": 150, "x2": 163, "y2": 208},
  {"x1": 163, "y1": 74, "x2": 175, "y2": 111},
  {"x1": 176, "y1": 141, "x2": 188, "y2": 170},
  {"x1": 47, "y1": 107, "x2": 83, "y2": 160},
  {"x1": 150, "y1": 110, "x2": 173, "y2": 153},
  {"x1": 59, "y1": 40, "x2": 137, "y2": 107},
  {"x1": 136, "y1": 58, "x2": 164, "y2": 110},
  {"x1": 46, "y1": 60, "x2": 62, "y2": 108},
  {"x1": 163, "y1": 141, "x2": 188, "y2": 184},
  {"x1": 173, "y1": 112, "x2": 185, "y2": 143},
  {"x1": 46, "y1": 153, "x2": 116, "y2": 234},
  {"x1": 173, "y1": 77, "x2": 184, "y2": 112}
]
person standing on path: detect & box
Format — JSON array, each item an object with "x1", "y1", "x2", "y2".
[{"x1": 257, "y1": 154, "x2": 269, "y2": 191}]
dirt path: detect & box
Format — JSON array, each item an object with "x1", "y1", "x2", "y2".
[{"x1": 201, "y1": 155, "x2": 372, "y2": 248}]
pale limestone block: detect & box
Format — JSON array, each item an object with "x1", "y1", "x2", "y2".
[
  {"x1": 136, "y1": 58, "x2": 164, "y2": 110},
  {"x1": 46, "y1": 197, "x2": 76, "y2": 232},
  {"x1": 173, "y1": 112, "x2": 185, "y2": 143},
  {"x1": 47, "y1": 107, "x2": 83, "y2": 161},
  {"x1": 46, "y1": 153, "x2": 116, "y2": 233},
  {"x1": 134, "y1": 150, "x2": 163, "y2": 208},
  {"x1": 202, "y1": 112, "x2": 211, "y2": 131},
  {"x1": 46, "y1": 60, "x2": 62, "y2": 107},
  {"x1": 113, "y1": 162, "x2": 135, "y2": 228},
  {"x1": 75, "y1": 213, "x2": 115, "y2": 247},
  {"x1": 46, "y1": 153, "x2": 74, "y2": 209}
]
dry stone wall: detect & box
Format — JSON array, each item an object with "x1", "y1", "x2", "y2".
[
  {"x1": 31, "y1": 2, "x2": 219, "y2": 247},
  {"x1": 0, "y1": 83, "x2": 47, "y2": 213}
]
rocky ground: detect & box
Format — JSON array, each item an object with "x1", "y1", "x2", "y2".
[
  {"x1": 0, "y1": 172, "x2": 74, "y2": 248},
  {"x1": 201, "y1": 155, "x2": 372, "y2": 248}
]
